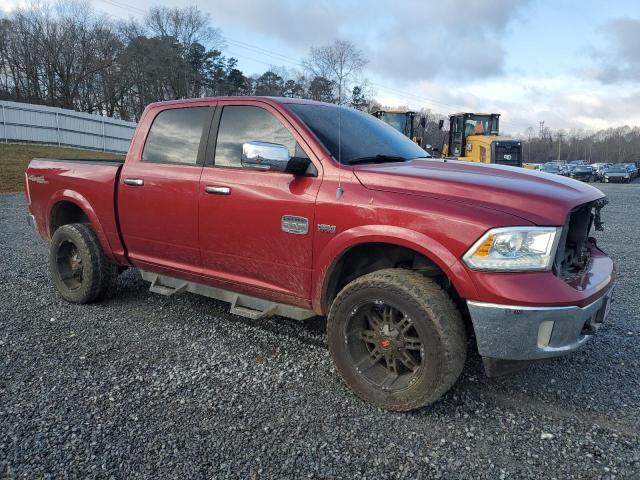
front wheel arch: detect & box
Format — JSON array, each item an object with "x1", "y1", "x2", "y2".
[{"x1": 313, "y1": 228, "x2": 478, "y2": 314}]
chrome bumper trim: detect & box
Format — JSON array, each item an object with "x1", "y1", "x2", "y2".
[{"x1": 467, "y1": 285, "x2": 614, "y2": 360}]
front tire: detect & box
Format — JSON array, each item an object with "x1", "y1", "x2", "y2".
[
  {"x1": 49, "y1": 223, "x2": 118, "y2": 303},
  {"x1": 327, "y1": 269, "x2": 466, "y2": 411}
]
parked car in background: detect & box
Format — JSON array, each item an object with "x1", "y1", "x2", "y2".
[
  {"x1": 623, "y1": 163, "x2": 638, "y2": 179},
  {"x1": 522, "y1": 163, "x2": 541, "y2": 171},
  {"x1": 570, "y1": 164, "x2": 595, "y2": 182},
  {"x1": 604, "y1": 164, "x2": 632, "y2": 183},
  {"x1": 592, "y1": 163, "x2": 612, "y2": 182},
  {"x1": 543, "y1": 161, "x2": 569, "y2": 176},
  {"x1": 540, "y1": 162, "x2": 562, "y2": 175}
]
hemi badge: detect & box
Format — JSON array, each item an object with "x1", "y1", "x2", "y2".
[{"x1": 317, "y1": 224, "x2": 336, "y2": 234}]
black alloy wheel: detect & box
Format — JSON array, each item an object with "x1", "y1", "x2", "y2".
[
  {"x1": 345, "y1": 301, "x2": 424, "y2": 392},
  {"x1": 327, "y1": 269, "x2": 467, "y2": 411}
]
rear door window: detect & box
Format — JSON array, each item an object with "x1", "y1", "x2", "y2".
[{"x1": 143, "y1": 107, "x2": 210, "y2": 165}]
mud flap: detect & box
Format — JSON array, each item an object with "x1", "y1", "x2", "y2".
[{"x1": 482, "y1": 357, "x2": 534, "y2": 377}]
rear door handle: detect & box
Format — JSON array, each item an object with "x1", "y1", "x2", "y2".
[
  {"x1": 205, "y1": 186, "x2": 231, "y2": 195},
  {"x1": 124, "y1": 178, "x2": 144, "y2": 186}
]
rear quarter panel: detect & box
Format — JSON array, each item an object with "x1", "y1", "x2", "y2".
[{"x1": 25, "y1": 158, "x2": 125, "y2": 263}]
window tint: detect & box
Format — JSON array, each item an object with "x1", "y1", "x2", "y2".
[
  {"x1": 287, "y1": 103, "x2": 428, "y2": 165},
  {"x1": 143, "y1": 107, "x2": 209, "y2": 165},
  {"x1": 214, "y1": 106, "x2": 298, "y2": 168}
]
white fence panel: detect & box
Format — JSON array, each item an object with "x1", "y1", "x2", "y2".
[{"x1": 0, "y1": 100, "x2": 137, "y2": 154}]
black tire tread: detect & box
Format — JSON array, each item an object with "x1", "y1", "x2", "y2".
[
  {"x1": 49, "y1": 223, "x2": 118, "y2": 303},
  {"x1": 328, "y1": 268, "x2": 466, "y2": 411}
]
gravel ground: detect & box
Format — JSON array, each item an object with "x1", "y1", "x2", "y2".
[{"x1": 1, "y1": 183, "x2": 639, "y2": 479}]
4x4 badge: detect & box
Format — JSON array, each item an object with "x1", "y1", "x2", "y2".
[{"x1": 317, "y1": 224, "x2": 336, "y2": 234}]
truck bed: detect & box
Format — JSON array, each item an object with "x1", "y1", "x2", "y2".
[{"x1": 25, "y1": 157, "x2": 126, "y2": 262}]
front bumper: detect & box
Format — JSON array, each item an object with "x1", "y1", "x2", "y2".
[
  {"x1": 571, "y1": 174, "x2": 592, "y2": 181},
  {"x1": 27, "y1": 213, "x2": 44, "y2": 239},
  {"x1": 605, "y1": 176, "x2": 629, "y2": 183},
  {"x1": 467, "y1": 283, "x2": 614, "y2": 361}
]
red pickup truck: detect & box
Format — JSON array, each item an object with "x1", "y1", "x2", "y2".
[{"x1": 25, "y1": 97, "x2": 615, "y2": 411}]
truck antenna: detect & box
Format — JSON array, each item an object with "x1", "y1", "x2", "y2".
[{"x1": 336, "y1": 85, "x2": 344, "y2": 200}]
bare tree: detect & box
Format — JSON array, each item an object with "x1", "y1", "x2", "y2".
[
  {"x1": 303, "y1": 39, "x2": 367, "y2": 104},
  {"x1": 145, "y1": 6, "x2": 223, "y2": 51}
]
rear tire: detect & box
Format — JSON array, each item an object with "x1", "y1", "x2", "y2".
[
  {"x1": 327, "y1": 268, "x2": 466, "y2": 411},
  {"x1": 49, "y1": 223, "x2": 119, "y2": 303}
]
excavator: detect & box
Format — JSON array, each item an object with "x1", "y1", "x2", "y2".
[{"x1": 437, "y1": 112, "x2": 523, "y2": 167}]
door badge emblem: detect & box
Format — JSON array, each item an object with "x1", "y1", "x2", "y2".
[{"x1": 281, "y1": 215, "x2": 309, "y2": 235}]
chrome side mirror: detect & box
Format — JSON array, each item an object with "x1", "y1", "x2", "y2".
[{"x1": 241, "y1": 141, "x2": 290, "y2": 172}]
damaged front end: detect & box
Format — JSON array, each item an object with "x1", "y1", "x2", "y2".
[
  {"x1": 553, "y1": 197, "x2": 608, "y2": 283},
  {"x1": 470, "y1": 196, "x2": 614, "y2": 378}
]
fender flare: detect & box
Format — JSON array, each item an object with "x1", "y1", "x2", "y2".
[
  {"x1": 46, "y1": 190, "x2": 117, "y2": 262},
  {"x1": 311, "y1": 225, "x2": 478, "y2": 313}
]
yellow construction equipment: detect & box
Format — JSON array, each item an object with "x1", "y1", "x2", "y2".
[
  {"x1": 438, "y1": 113, "x2": 522, "y2": 167},
  {"x1": 372, "y1": 110, "x2": 419, "y2": 143}
]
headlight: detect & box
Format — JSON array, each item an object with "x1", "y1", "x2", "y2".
[
  {"x1": 463, "y1": 227, "x2": 561, "y2": 271},
  {"x1": 625, "y1": 174, "x2": 630, "y2": 178}
]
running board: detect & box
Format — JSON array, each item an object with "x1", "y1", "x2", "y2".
[
  {"x1": 149, "y1": 276, "x2": 188, "y2": 296},
  {"x1": 140, "y1": 270, "x2": 315, "y2": 321}
]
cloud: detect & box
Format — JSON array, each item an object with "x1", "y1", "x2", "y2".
[
  {"x1": 368, "y1": 0, "x2": 531, "y2": 83},
  {"x1": 209, "y1": 0, "x2": 530, "y2": 83},
  {"x1": 0, "y1": 0, "x2": 28, "y2": 13},
  {"x1": 375, "y1": 71, "x2": 640, "y2": 135},
  {"x1": 588, "y1": 17, "x2": 640, "y2": 84},
  {"x1": 210, "y1": 0, "x2": 343, "y2": 47}
]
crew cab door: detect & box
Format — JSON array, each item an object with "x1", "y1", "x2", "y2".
[
  {"x1": 118, "y1": 104, "x2": 213, "y2": 272},
  {"x1": 198, "y1": 101, "x2": 322, "y2": 301}
]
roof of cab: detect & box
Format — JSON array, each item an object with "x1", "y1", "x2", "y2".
[{"x1": 145, "y1": 96, "x2": 334, "y2": 110}]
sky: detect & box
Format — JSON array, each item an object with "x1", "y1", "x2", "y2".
[{"x1": 2, "y1": 0, "x2": 639, "y2": 135}]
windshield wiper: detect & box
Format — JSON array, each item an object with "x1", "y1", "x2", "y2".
[{"x1": 347, "y1": 155, "x2": 409, "y2": 165}]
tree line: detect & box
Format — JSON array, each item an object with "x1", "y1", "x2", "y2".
[
  {"x1": 521, "y1": 126, "x2": 640, "y2": 164},
  {"x1": 0, "y1": 2, "x2": 371, "y2": 121}
]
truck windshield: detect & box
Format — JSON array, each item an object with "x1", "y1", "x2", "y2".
[{"x1": 287, "y1": 103, "x2": 429, "y2": 165}]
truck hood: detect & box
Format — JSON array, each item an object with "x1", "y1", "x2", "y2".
[{"x1": 353, "y1": 159, "x2": 605, "y2": 225}]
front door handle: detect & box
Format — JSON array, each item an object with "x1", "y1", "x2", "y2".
[
  {"x1": 124, "y1": 178, "x2": 144, "y2": 186},
  {"x1": 205, "y1": 186, "x2": 231, "y2": 195}
]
